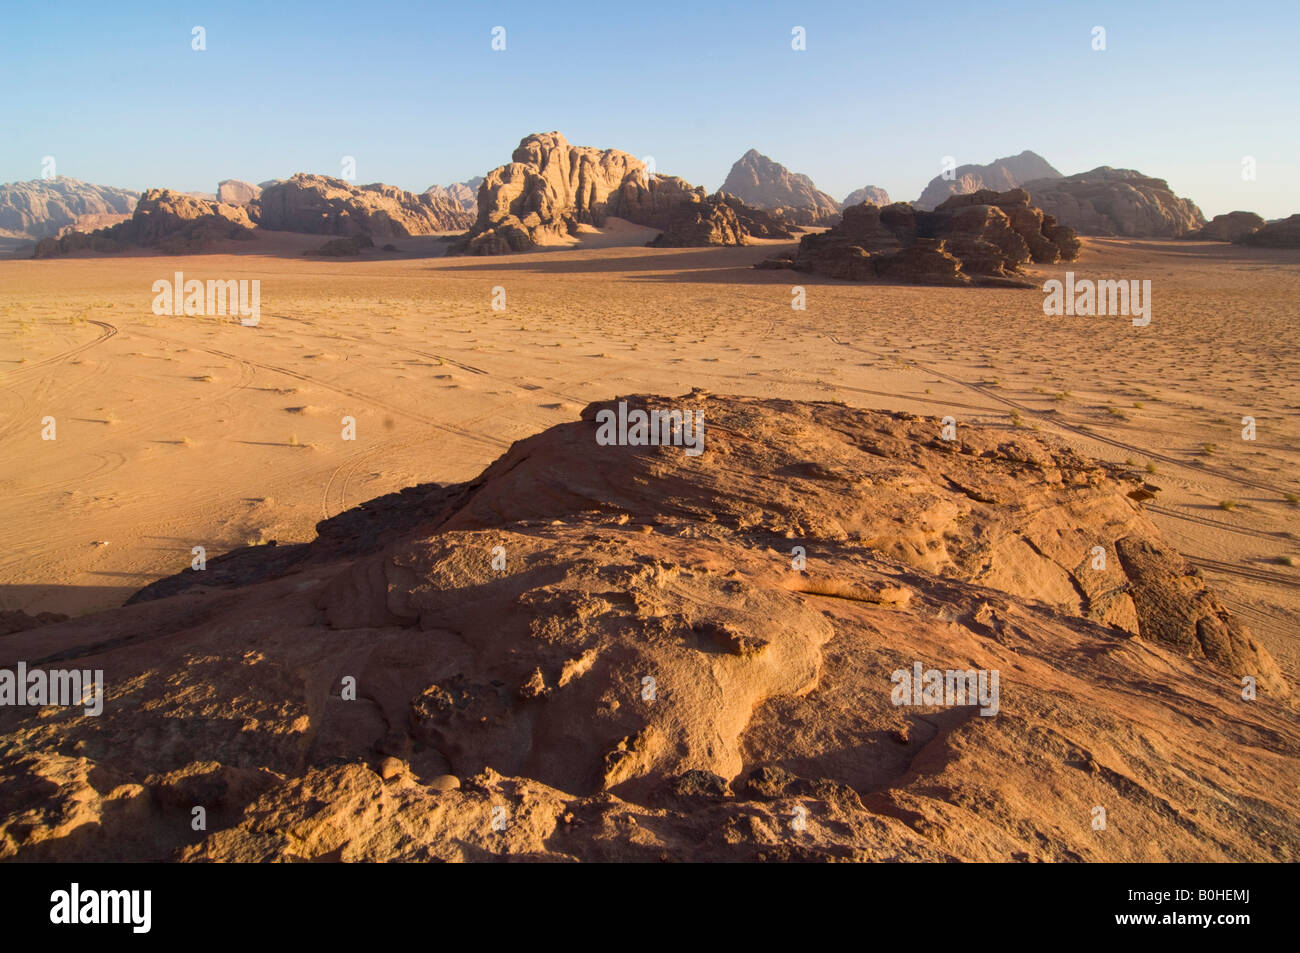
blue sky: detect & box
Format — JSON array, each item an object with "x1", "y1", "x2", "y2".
[{"x1": 3, "y1": 0, "x2": 1296, "y2": 218}]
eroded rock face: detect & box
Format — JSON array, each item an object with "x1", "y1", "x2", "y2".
[
  {"x1": 841, "y1": 185, "x2": 891, "y2": 208},
  {"x1": 1235, "y1": 213, "x2": 1300, "y2": 248},
  {"x1": 915, "y1": 150, "x2": 1061, "y2": 210},
  {"x1": 0, "y1": 178, "x2": 138, "y2": 239},
  {"x1": 216, "y1": 179, "x2": 261, "y2": 206},
  {"x1": 720, "y1": 149, "x2": 841, "y2": 226},
  {"x1": 256, "y1": 174, "x2": 473, "y2": 237},
  {"x1": 33, "y1": 189, "x2": 256, "y2": 256},
  {"x1": 2, "y1": 396, "x2": 1292, "y2": 862},
  {"x1": 1022, "y1": 167, "x2": 1205, "y2": 237},
  {"x1": 765, "y1": 188, "x2": 1080, "y2": 285},
  {"x1": 450, "y1": 132, "x2": 778, "y2": 254}
]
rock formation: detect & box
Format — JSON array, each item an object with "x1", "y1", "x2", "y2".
[
  {"x1": 915, "y1": 151, "x2": 1061, "y2": 210},
  {"x1": 34, "y1": 189, "x2": 256, "y2": 256},
  {"x1": 257, "y1": 174, "x2": 474, "y2": 237},
  {"x1": 307, "y1": 234, "x2": 375, "y2": 256},
  {"x1": 1021, "y1": 168, "x2": 1205, "y2": 237},
  {"x1": 720, "y1": 149, "x2": 841, "y2": 226},
  {"x1": 1184, "y1": 211, "x2": 1264, "y2": 242},
  {"x1": 0, "y1": 178, "x2": 138, "y2": 239},
  {"x1": 841, "y1": 186, "x2": 891, "y2": 208},
  {"x1": 450, "y1": 132, "x2": 781, "y2": 254},
  {"x1": 762, "y1": 188, "x2": 1079, "y2": 286},
  {"x1": 424, "y1": 177, "x2": 483, "y2": 213},
  {"x1": 216, "y1": 179, "x2": 262, "y2": 206},
  {"x1": 2, "y1": 395, "x2": 1293, "y2": 862},
  {"x1": 1234, "y1": 213, "x2": 1300, "y2": 248}
]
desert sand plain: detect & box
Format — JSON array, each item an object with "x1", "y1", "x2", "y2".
[{"x1": 2, "y1": 229, "x2": 1297, "y2": 683}]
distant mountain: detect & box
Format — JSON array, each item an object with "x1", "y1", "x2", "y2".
[
  {"x1": 217, "y1": 179, "x2": 262, "y2": 205},
  {"x1": 721, "y1": 149, "x2": 840, "y2": 226},
  {"x1": 0, "y1": 178, "x2": 138, "y2": 239},
  {"x1": 840, "y1": 186, "x2": 891, "y2": 208},
  {"x1": 424, "y1": 176, "x2": 483, "y2": 213},
  {"x1": 1021, "y1": 167, "x2": 1205, "y2": 237},
  {"x1": 915, "y1": 151, "x2": 1061, "y2": 210}
]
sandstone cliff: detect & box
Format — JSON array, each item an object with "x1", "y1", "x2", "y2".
[
  {"x1": 257, "y1": 174, "x2": 474, "y2": 236},
  {"x1": 0, "y1": 178, "x2": 138, "y2": 239},
  {"x1": 1021, "y1": 167, "x2": 1205, "y2": 237},
  {"x1": 450, "y1": 132, "x2": 780, "y2": 254},
  {"x1": 34, "y1": 189, "x2": 256, "y2": 256}
]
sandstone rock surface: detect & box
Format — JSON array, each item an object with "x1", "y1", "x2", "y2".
[{"x1": 2, "y1": 395, "x2": 1292, "y2": 862}]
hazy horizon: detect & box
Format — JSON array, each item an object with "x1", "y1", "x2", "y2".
[{"x1": 4, "y1": 0, "x2": 1298, "y2": 218}]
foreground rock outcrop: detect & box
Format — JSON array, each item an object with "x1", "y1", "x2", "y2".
[
  {"x1": 0, "y1": 178, "x2": 138, "y2": 239},
  {"x1": 450, "y1": 132, "x2": 782, "y2": 254},
  {"x1": 720, "y1": 149, "x2": 841, "y2": 226},
  {"x1": 1234, "y1": 213, "x2": 1300, "y2": 248},
  {"x1": 841, "y1": 186, "x2": 891, "y2": 209},
  {"x1": 762, "y1": 188, "x2": 1080, "y2": 286},
  {"x1": 1022, "y1": 168, "x2": 1205, "y2": 237},
  {"x1": 2, "y1": 395, "x2": 1293, "y2": 862},
  {"x1": 33, "y1": 189, "x2": 256, "y2": 256},
  {"x1": 915, "y1": 151, "x2": 1061, "y2": 210},
  {"x1": 257, "y1": 174, "x2": 474, "y2": 237}
]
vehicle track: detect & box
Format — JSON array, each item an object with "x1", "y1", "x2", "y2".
[
  {"x1": 1, "y1": 319, "x2": 118, "y2": 379},
  {"x1": 822, "y1": 334, "x2": 1299, "y2": 498},
  {"x1": 1187, "y1": 555, "x2": 1300, "y2": 591},
  {"x1": 1146, "y1": 504, "x2": 1286, "y2": 543}
]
